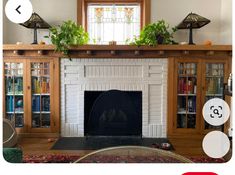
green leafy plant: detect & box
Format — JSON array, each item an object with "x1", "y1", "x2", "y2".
[
  {"x1": 132, "y1": 20, "x2": 177, "y2": 46},
  {"x1": 46, "y1": 20, "x2": 89, "y2": 56}
]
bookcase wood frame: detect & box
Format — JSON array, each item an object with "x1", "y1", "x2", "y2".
[
  {"x1": 3, "y1": 57, "x2": 60, "y2": 135},
  {"x1": 168, "y1": 57, "x2": 231, "y2": 137}
]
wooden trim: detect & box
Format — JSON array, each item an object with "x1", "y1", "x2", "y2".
[
  {"x1": 77, "y1": 0, "x2": 85, "y2": 26},
  {"x1": 77, "y1": 0, "x2": 151, "y2": 29},
  {"x1": 3, "y1": 44, "x2": 232, "y2": 51},
  {"x1": 167, "y1": 58, "x2": 174, "y2": 135},
  {"x1": 3, "y1": 45, "x2": 232, "y2": 59},
  {"x1": 142, "y1": 0, "x2": 150, "y2": 26},
  {"x1": 18, "y1": 133, "x2": 60, "y2": 138},
  {"x1": 53, "y1": 57, "x2": 61, "y2": 133}
]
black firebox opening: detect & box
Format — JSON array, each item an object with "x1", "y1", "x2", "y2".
[{"x1": 84, "y1": 90, "x2": 142, "y2": 136}]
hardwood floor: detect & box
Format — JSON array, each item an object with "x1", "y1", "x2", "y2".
[
  {"x1": 168, "y1": 136, "x2": 206, "y2": 157},
  {"x1": 18, "y1": 136, "x2": 206, "y2": 157}
]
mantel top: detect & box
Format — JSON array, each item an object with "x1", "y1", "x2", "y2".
[
  {"x1": 3, "y1": 44, "x2": 232, "y2": 51},
  {"x1": 3, "y1": 44, "x2": 232, "y2": 58}
]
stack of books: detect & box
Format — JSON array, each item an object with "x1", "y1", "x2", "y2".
[{"x1": 178, "y1": 78, "x2": 196, "y2": 94}]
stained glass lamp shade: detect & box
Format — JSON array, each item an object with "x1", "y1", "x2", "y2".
[
  {"x1": 20, "y1": 13, "x2": 51, "y2": 44},
  {"x1": 176, "y1": 13, "x2": 210, "y2": 44}
]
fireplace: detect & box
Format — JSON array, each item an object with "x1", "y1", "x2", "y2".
[
  {"x1": 84, "y1": 90, "x2": 142, "y2": 136},
  {"x1": 61, "y1": 58, "x2": 168, "y2": 138}
]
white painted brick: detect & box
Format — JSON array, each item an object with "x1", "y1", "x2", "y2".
[{"x1": 61, "y1": 58, "x2": 168, "y2": 138}]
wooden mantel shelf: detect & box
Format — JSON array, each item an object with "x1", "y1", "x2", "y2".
[{"x1": 3, "y1": 44, "x2": 232, "y2": 58}]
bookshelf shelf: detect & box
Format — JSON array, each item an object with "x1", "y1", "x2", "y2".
[
  {"x1": 178, "y1": 94, "x2": 196, "y2": 96},
  {"x1": 177, "y1": 112, "x2": 196, "y2": 115},
  {"x1": 32, "y1": 75, "x2": 50, "y2": 78},
  {"x1": 32, "y1": 93, "x2": 50, "y2": 96},
  {"x1": 6, "y1": 94, "x2": 24, "y2": 96},
  {"x1": 6, "y1": 111, "x2": 24, "y2": 114},
  {"x1": 33, "y1": 111, "x2": 51, "y2": 114},
  {"x1": 206, "y1": 76, "x2": 224, "y2": 78},
  {"x1": 206, "y1": 94, "x2": 223, "y2": 96},
  {"x1": 178, "y1": 75, "x2": 197, "y2": 78}
]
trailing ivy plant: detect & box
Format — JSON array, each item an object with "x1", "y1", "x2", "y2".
[
  {"x1": 45, "y1": 20, "x2": 89, "y2": 56},
  {"x1": 132, "y1": 20, "x2": 177, "y2": 46}
]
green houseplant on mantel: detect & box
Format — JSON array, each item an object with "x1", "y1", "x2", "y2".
[
  {"x1": 132, "y1": 20, "x2": 177, "y2": 46},
  {"x1": 46, "y1": 20, "x2": 89, "y2": 56}
]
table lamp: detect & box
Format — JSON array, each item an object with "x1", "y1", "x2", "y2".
[
  {"x1": 20, "y1": 12, "x2": 51, "y2": 44},
  {"x1": 176, "y1": 12, "x2": 210, "y2": 45}
]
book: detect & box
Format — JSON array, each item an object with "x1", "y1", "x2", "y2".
[
  {"x1": 32, "y1": 96, "x2": 40, "y2": 112},
  {"x1": 42, "y1": 96, "x2": 50, "y2": 111}
]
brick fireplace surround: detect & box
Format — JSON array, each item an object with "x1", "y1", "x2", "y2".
[{"x1": 61, "y1": 58, "x2": 168, "y2": 137}]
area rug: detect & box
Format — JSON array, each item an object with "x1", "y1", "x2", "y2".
[
  {"x1": 23, "y1": 154, "x2": 81, "y2": 163},
  {"x1": 23, "y1": 154, "x2": 225, "y2": 163},
  {"x1": 51, "y1": 137, "x2": 172, "y2": 150}
]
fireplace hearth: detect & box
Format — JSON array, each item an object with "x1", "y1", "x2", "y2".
[{"x1": 84, "y1": 90, "x2": 142, "y2": 136}]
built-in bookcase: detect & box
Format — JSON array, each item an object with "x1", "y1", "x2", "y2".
[
  {"x1": 169, "y1": 58, "x2": 231, "y2": 135},
  {"x1": 3, "y1": 58, "x2": 59, "y2": 134}
]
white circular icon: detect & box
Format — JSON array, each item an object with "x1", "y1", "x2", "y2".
[
  {"x1": 202, "y1": 98, "x2": 230, "y2": 126},
  {"x1": 202, "y1": 131, "x2": 230, "y2": 158},
  {"x1": 5, "y1": 0, "x2": 33, "y2": 23}
]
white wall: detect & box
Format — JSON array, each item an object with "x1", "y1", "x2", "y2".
[
  {"x1": 152, "y1": 0, "x2": 224, "y2": 44},
  {"x1": 3, "y1": 0, "x2": 77, "y2": 44},
  {"x1": 3, "y1": 0, "x2": 8, "y2": 43},
  {"x1": 220, "y1": 0, "x2": 232, "y2": 44},
  {"x1": 3, "y1": 0, "x2": 232, "y2": 44}
]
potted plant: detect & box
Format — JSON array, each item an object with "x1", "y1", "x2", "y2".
[
  {"x1": 132, "y1": 20, "x2": 177, "y2": 46},
  {"x1": 46, "y1": 20, "x2": 89, "y2": 56}
]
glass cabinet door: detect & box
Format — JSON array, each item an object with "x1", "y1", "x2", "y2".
[
  {"x1": 204, "y1": 63, "x2": 224, "y2": 130},
  {"x1": 31, "y1": 62, "x2": 51, "y2": 128},
  {"x1": 4, "y1": 62, "x2": 24, "y2": 128},
  {"x1": 177, "y1": 63, "x2": 198, "y2": 129}
]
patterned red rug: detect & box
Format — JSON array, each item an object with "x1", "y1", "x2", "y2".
[
  {"x1": 23, "y1": 154, "x2": 81, "y2": 163},
  {"x1": 23, "y1": 154, "x2": 225, "y2": 163}
]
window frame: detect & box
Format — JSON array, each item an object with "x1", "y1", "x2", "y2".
[{"x1": 77, "y1": 0, "x2": 151, "y2": 31}]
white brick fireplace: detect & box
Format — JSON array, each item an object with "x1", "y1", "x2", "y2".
[{"x1": 60, "y1": 58, "x2": 168, "y2": 138}]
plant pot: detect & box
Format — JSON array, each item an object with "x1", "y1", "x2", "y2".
[{"x1": 156, "y1": 34, "x2": 164, "y2": 44}]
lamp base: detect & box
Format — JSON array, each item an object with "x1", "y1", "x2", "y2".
[
  {"x1": 31, "y1": 28, "x2": 38, "y2": 45},
  {"x1": 188, "y1": 27, "x2": 195, "y2": 45},
  {"x1": 188, "y1": 42, "x2": 195, "y2": 45}
]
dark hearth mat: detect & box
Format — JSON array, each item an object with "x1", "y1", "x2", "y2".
[{"x1": 51, "y1": 137, "x2": 172, "y2": 150}]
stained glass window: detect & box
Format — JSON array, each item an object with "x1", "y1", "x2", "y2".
[{"x1": 87, "y1": 4, "x2": 141, "y2": 44}]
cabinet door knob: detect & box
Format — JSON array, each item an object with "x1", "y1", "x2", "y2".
[{"x1": 27, "y1": 86, "x2": 31, "y2": 90}]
